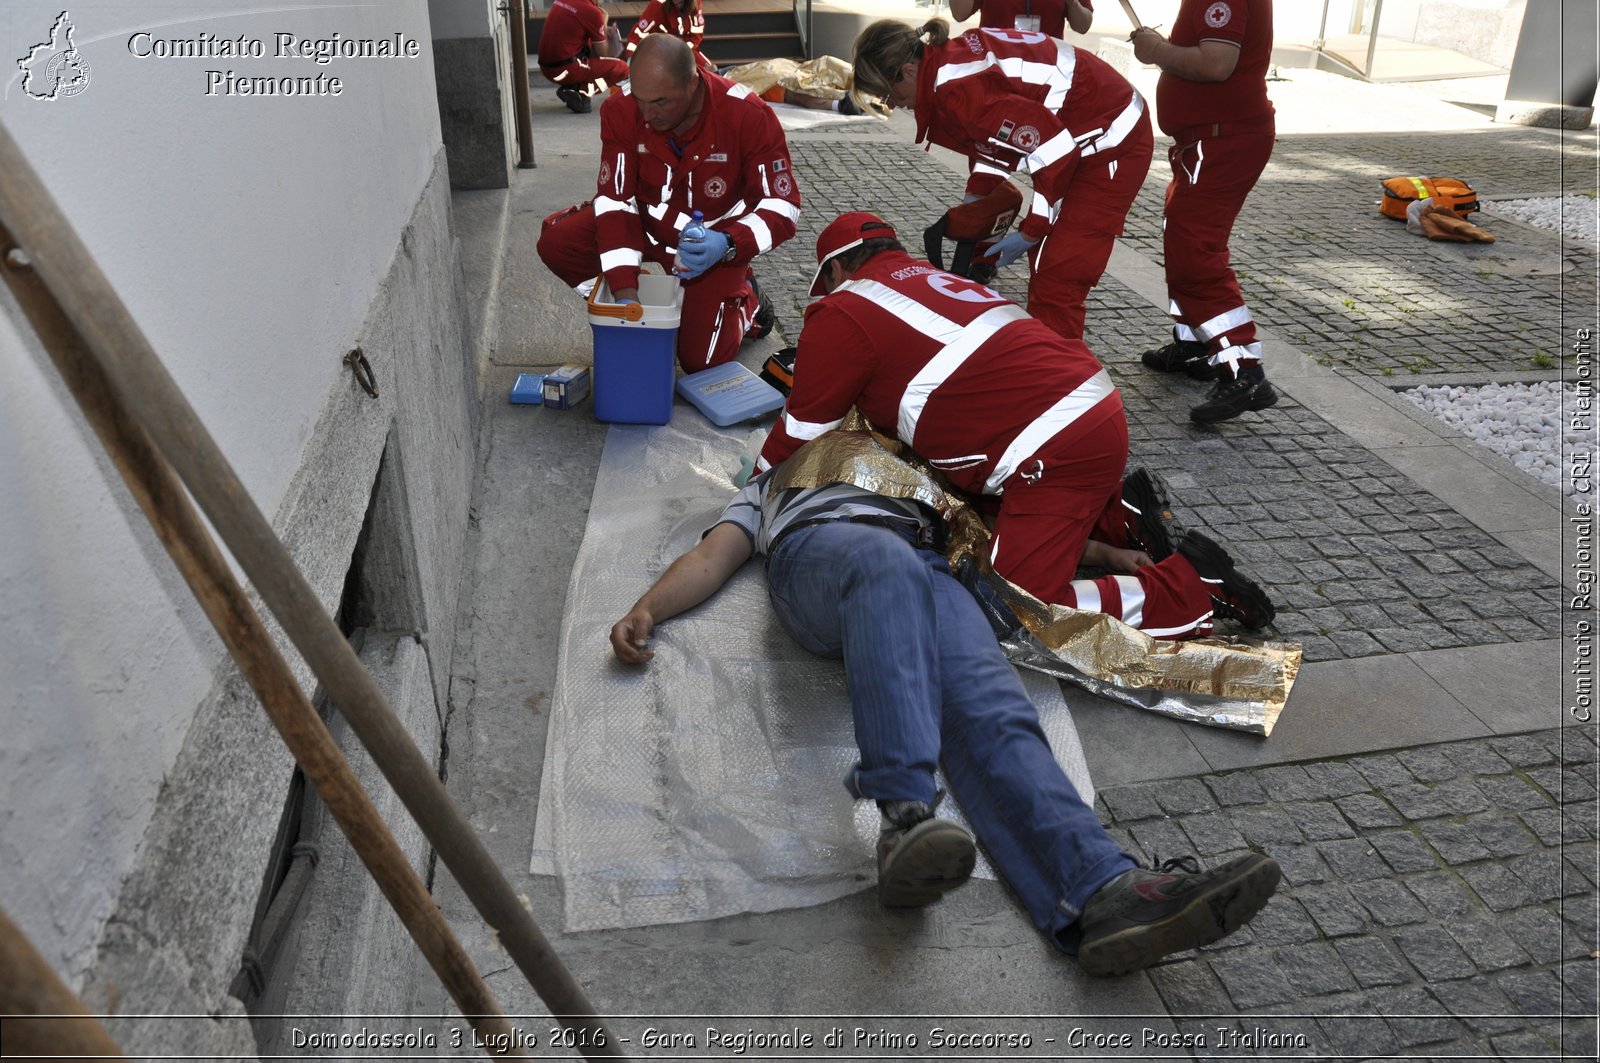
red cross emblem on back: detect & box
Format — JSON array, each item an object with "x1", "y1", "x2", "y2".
[{"x1": 927, "y1": 272, "x2": 1005, "y2": 303}]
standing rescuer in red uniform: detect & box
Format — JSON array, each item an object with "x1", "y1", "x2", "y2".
[
  {"x1": 536, "y1": 35, "x2": 794, "y2": 373},
  {"x1": 947, "y1": 0, "x2": 1094, "y2": 38},
  {"x1": 851, "y1": 19, "x2": 1152, "y2": 342},
  {"x1": 756, "y1": 212, "x2": 1275, "y2": 638},
  {"x1": 1132, "y1": 0, "x2": 1279, "y2": 424},
  {"x1": 538, "y1": 0, "x2": 628, "y2": 114}
]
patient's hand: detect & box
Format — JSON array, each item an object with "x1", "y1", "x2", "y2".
[{"x1": 610, "y1": 608, "x2": 656, "y2": 664}]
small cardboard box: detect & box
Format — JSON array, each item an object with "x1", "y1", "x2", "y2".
[{"x1": 542, "y1": 365, "x2": 591, "y2": 410}]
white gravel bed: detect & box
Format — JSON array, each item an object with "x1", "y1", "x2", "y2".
[
  {"x1": 1483, "y1": 194, "x2": 1599, "y2": 247},
  {"x1": 1403, "y1": 380, "x2": 1593, "y2": 494}
]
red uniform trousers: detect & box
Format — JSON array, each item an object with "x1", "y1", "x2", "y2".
[
  {"x1": 1026, "y1": 114, "x2": 1153, "y2": 340},
  {"x1": 986, "y1": 400, "x2": 1217, "y2": 640},
  {"x1": 540, "y1": 55, "x2": 630, "y2": 96},
  {"x1": 1162, "y1": 120, "x2": 1275, "y2": 372},
  {"x1": 537, "y1": 204, "x2": 754, "y2": 373}
]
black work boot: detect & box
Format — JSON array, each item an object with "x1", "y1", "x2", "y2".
[
  {"x1": 1190, "y1": 362, "x2": 1277, "y2": 423},
  {"x1": 1175, "y1": 530, "x2": 1276, "y2": 630},
  {"x1": 557, "y1": 86, "x2": 591, "y2": 114},
  {"x1": 1121, "y1": 467, "x2": 1184, "y2": 561},
  {"x1": 1141, "y1": 337, "x2": 1209, "y2": 375},
  {"x1": 1076, "y1": 853, "x2": 1281, "y2": 976},
  {"x1": 745, "y1": 273, "x2": 776, "y2": 341},
  {"x1": 876, "y1": 800, "x2": 976, "y2": 908}
]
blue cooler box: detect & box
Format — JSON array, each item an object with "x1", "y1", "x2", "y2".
[
  {"x1": 676, "y1": 362, "x2": 786, "y2": 426},
  {"x1": 587, "y1": 273, "x2": 684, "y2": 425}
]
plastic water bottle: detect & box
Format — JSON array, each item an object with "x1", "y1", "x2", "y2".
[{"x1": 676, "y1": 210, "x2": 706, "y2": 274}]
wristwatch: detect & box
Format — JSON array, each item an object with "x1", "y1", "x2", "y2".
[{"x1": 720, "y1": 241, "x2": 739, "y2": 264}]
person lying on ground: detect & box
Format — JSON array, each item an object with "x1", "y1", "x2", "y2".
[{"x1": 608, "y1": 438, "x2": 1282, "y2": 975}]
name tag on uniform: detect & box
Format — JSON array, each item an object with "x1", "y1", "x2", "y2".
[{"x1": 1014, "y1": 15, "x2": 1041, "y2": 31}]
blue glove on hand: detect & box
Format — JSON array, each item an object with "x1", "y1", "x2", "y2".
[
  {"x1": 984, "y1": 230, "x2": 1040, "y2": 269},
  {"x1": 676, "y1": 228, "x2": 731, "y2": 280}
]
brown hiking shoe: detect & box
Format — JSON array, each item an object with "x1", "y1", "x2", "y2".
[
  {"x1": 876, "y1": 801, "x2": 976, "y2": 908},
  {"x1": 1077, "y1": 853, "x2": 1281, "y2": 976}
]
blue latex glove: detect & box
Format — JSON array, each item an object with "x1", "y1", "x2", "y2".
[
  {"x1": 984, "y1": 230, "x2": 1040, "y2": 269},
  {"x1": 676, "y1": 228, "x2": 731, "y2": 280}
]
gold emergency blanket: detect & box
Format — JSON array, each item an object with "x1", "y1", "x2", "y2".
[
  {"x1": 774, "y1": 428, "x2": 1301, "y2": 736},
  {"x1": 722, "y1": 55, "x2": 854, "y2": 101}
]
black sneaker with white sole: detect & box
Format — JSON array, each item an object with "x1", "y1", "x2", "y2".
[
  {"x1": 1175, "y1": 530, "x2": 1276, "y2": 630},
  {"x1": 1076, "y1": 853, "x2": 1281, "y2": 976},
  {"x1": 1121, "y1": 467, "x2": 1184, "y2": 561},
  {"x1": 1191, "y1": 364, "x2": 1278, "y2": 423},
  {"x1": 876, "y1": 800, "x2": 976, "y2": 908}
]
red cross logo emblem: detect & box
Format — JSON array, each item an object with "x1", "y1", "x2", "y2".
[{"x1": 927, "y1": 273, "x2": 1005, "y2": 303}]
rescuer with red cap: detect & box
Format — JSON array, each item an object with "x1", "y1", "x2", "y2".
[{"x1": 756, "y1": 211, "x2": 1276, "y2": 638}]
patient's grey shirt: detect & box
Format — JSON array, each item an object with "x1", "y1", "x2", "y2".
[{"x1": 714, "y1": 470, "x2": 939, "y2": 557}]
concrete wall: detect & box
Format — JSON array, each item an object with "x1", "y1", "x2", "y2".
[
  {"x1": 1380, "y1": 0, "x2": 1527, "y2": 69},
  {"x1": 430, "y1": 0, "x2": 519, "y2": 189},
  {"x1": 0, "y1": 0, "x2": 476, "y2": 1052}
]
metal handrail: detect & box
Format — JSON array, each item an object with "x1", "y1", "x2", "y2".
[{"x1": 793, "y1": 0, "x2": 813, "y2": 59}]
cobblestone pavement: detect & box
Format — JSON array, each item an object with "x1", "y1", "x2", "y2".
[
  {"x1": 1095, "y1": 725, "x2": 1597, "y2": 1060},
  {"x1": 1117, "y1": 129, "x2": 1599, "y2": 379},
  {"x1": 771, "y1": 137, "x2": 1563, "y2": 663}
]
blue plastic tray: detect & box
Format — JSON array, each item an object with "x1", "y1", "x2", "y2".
[{"x1": 675, "y1": 362, "x2": 786, "y2": 427}]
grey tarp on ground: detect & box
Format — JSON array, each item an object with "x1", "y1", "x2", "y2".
[{"x1": 530, "y1": 413, "x2": 1097, "y2": 932}]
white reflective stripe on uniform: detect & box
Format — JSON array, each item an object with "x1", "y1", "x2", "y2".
[
  {"x1": 593, "y1": 197, "x2": 638, "y2": 216},
  {"x1": 706, "y1": 200, "x2": 751, "y2": 224},
  {"x1": 898, "y1": 304, "x2": 1032, "y2": 441},
  {"x1": 758, "y1": 163, "x2": 771, "y2": 197},
  {"x1": 836, "y1": 279, "x2": 968, "y2": 343},
  {"x1": 754, "y1": 198, "x2": 800, "y2": 222},
  {"x1": 973, "y1": 159, "x2": 1008, "y2": 178},
  {"x1": 989, "y1": 531, "x2": 1002, "y2": 565},
  {"x1": 1209, "y1": 339, "x2": 1263, "y2": 371},
  {"x1": 1194, "y1": 305, "x2": 1253, "y2": 342},
  {"x1": 933, "y1": 44, "x2": 1077, "y2": 110},
  {"x1": 1079, "y1": 93, "x2": 1145, "y2": 157},
  {"x1": 1180, "y1": 139, "x2": 1204, "y2": 185},
  {"x1": 600, "y1": 247, "x2": 642, "y2": 272},
  {"x1": 1141, "y1": 612, "x2": 1211, "y2": 639},
  {"x1": 739, "y1": 213, "x2": 774, "y2": 252},
  {"x1": 728, "y1": 83, "x2": 752, "y2": 99},
  {"x1": 1023, "y1": 128, "x2": 1079, "y2": 172},
  {"x1": 1174, "y1": 322, "x2": 1198, "y2": 342},
  {"x1": 784, "y1": 411, "x2": 845, "y2": 440},
  {"x1": 704, "y1": 303, "x2": 726, "y2": 365},
  {"x1": 1068, "y1": 579, "x2": 1101, "y2": 614},
  {"x1": 647, "y1": 201, "x2": 673, "y2": 220},
  {"x1": 1113, "y1": 575, "x2": 1145, "y2": 628},
  {"x1": 984, "y1": 368, "x2": 1116, "y2": 493},
  {"x1": 552, "y1": 69, "x2": 569, "y2": 82},
  {"x1": 613, "y1": 153, "x2": 627, "y2": 197}
]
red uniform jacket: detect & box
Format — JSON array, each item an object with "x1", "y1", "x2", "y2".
[
  {"x1": 594, "y1": 73, "x2": 802, "y2": 293},
  {"x1": 1156, "y1": 0, "x2": 1274, "y2": 132},
  {"x1": 757, "y1": 250, "x2": 1119, "y2": 496},
  {"x1": 972, "y1": 0, "x2": 1091, "y2": 39},
  {"x1": 915, "y1": 28, "x2": 1145, "y2": 239},
  {"x1": 539, "y1": 0, "x2": 605, "y2": 67},
  {"x1": 624, "y1": 0, "x2": 705, "y2": 57}
]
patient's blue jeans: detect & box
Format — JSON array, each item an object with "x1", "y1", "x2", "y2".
[{"x1": 765, "y1": 520, "x2": 1136, "y2": 948}]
